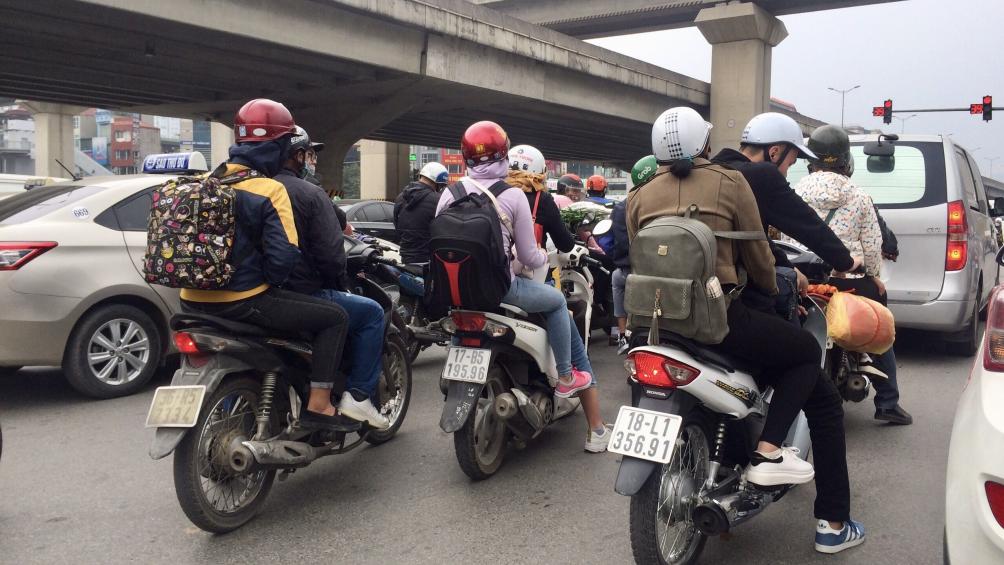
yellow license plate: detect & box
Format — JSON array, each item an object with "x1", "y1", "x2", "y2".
[{"x1": 145, "y1": 385, "x2": 206, "y2": 428}]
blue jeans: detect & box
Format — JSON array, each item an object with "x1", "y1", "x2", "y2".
[
  {"x1": 502, "y1": 277, "x2": 594, "y2": 381},
  {"x1": 313, "y1": 289, "x2": 385, "y2": 398},
  {"x1": 612, "y1": 267, "x2": 629, "y2": 319},
  {"x1": 871, "y1": 348, "x2": 900, "y2": 410}
]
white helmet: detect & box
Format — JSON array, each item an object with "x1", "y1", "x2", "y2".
[
  {"x1": 508, "y1": 144, "x2": 546, "y2": 175},
  {"x1": 652, "y1": 107, "x2": 713, "y2": 162},
  {"x1": 740, "y1": 113, "x2": 817, "y2": 160},
  {"x1": 419, "y1": 162, "x2": 449, "y2": 185}
]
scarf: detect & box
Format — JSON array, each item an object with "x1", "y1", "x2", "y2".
[{"x1": 506, "y1": 170, "x2": 546, "y2": 192}]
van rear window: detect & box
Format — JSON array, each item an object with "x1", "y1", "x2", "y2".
[{"x1": 787, "y1": 141, "x2": 947, "y2": 209}]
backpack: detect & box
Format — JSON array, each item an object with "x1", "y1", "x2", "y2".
[
  {"x1": 624, "y1": 204, "x2": 765, "y2": 344},
  {"x1": 426, "y1": 178, "x2": 513, "y2": 317},
  {"x1": 143, "y1": 166, "x2": 252, "y2": 290}
]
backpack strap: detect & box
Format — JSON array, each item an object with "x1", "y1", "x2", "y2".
[
  {"x1": 447, "y1": 181, "x2": 466, "y2": 202},
  {"x1": 823, "y1": 208, "x2": 838, "y2": 225},
  {"x1": 463, "y1": 177, "x2": 514, "y2": 235},
  {"x1": 683, "y1": 204, "x2": 765, "y2": 240},
  {"x1": 531, "y1": 191, "x2": 542, "y2": 220}
]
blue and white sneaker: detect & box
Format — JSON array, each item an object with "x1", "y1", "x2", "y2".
[{"x1": 815, "y1": 518, "x2": 866, "y2": 554}]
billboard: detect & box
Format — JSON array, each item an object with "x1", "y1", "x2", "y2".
[{"x1": 91, "y1": 136, "x2": 108, "y2": 165}]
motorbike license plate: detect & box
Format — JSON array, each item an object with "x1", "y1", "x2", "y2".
[
  {"x1": 145, "y1": 385, "x2": 206, "y2": 428},
  {"x1": 441, "y1": 347, "x2": 491, "y2": 384},
  {"x1": 607, "y1": 406, "x2": 683, "y2": 464}
]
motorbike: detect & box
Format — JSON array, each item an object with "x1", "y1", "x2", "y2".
[
  {"x1": 612, "y1": 297, "x2": 824, "y2": 564},
  {"x1": 146, "y1": 236, "x2": 413, "y2": 533},
  {"x1": 565, "y1": 215, "x2": 616, "y2": 341},
  {"x1": 437, "y1": 246, "x2": 590, "y2": 480}
]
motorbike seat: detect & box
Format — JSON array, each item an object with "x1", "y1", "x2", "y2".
[
  {"x1": 497, "y1": 303, "x2": 548, "y2": 327},
  {"x1": 400, "y1": 263, "x2": 426, "y2": 276},
  {"x1": 171, "y1": 313, "x2": 293, "y2": 339}
]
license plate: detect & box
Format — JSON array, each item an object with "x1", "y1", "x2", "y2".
[
  {"x1": 441, "y1": 347, "x2": 491, "y2": 384},
  {"x1": 607, "y1": 406, "x2": 683, "y2": 464},
  {"x1": 145, "y1": 385, "x2": 206, "y2": 428}
]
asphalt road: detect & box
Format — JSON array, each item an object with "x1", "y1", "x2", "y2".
[{"x1": 0, "y1": 331, "x2": 969, "y2": 565}]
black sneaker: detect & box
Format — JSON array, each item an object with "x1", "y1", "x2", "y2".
[{"x1": 875, "y1": 405, "x2": 913, "y2": 425}]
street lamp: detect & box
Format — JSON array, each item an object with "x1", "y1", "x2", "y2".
[
  {"x1": 828, "y1": 85, "x2": 861, "y2": 128},
  {"x1": 892, "y1": 113, "x2": 918, "y2": 134},
  {"x1": 987, "y1": 157, "x2": 1000, "y2": 178}
]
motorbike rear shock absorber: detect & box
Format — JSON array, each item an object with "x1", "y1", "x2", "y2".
[
  {"x1": 256, "y1": 372, "x2": 277, "y2": 440},
  {"x1": 704, "y1": 419, "x2": 729, "y2": 489}
]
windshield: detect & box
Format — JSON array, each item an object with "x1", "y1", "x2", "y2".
[{"x1": 0, "y1": 185, "x2": 102, "y2": 225}]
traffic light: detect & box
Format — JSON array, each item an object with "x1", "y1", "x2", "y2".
[
  {"x1": 984, "y1": 95, "x2": 993, "y2": 121},
  {"x1": 883, "y1": 99, "x2": 893, "y2": 125}
]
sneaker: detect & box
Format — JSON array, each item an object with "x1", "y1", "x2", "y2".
[
  {"x1": 554, "y1": 369, "x2": 592, "y2": 398},
  {"x1": 875, "y1": 405, "x2": 913, "y2": 425},
  {"x1": 857, "y1": 354, "x2": 889, "y2": 380},
  {"x1": 338, "y1": 392, "x2": 390, "y2": 430},
  {"x1": 585, "y1": 423, "x2": 614, "y2": 453},
  {"x1": 616, "y1": 335, "x2": 630, "y2": 355},
  {"x1": 744, "y1": 446, "x2": 815, "y2": 486},
  {"x1": 815, "y1": 518, "x2": 866, "y2": 554}
]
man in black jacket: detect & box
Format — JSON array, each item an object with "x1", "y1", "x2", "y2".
[
  {"x1": 394, "y1": 162, "x2": 447, "y2": 264},
  {"x1": 275, "y1": 127, "x2": 389, "y2": 430}
]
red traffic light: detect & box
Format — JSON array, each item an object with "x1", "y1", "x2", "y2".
[
  {"x1": 985, "y1": 95, "x2": 993, "y2": 106},
  {"x1": 884, "y1": 99, "x2": 893, "y2": 109}
]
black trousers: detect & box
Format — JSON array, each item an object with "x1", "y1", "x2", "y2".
[
  {"x1": 182, "y1": 287, "x2": 349, "y2": 394},
  {"x1": 714, "y1": 299, "x2": 851, "y2": 522}
]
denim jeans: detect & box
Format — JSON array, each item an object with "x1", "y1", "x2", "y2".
[
  {"x1": 313, "y1": 289, "x2": 385, "y2": 398},
  {"x1": 612, "y1": 267, "x2": 629, "y2": 319},
  {"x1": 871, "y1": 348, "x2": 900, "y2": 410},
  {"x1": 502, "y1": 277, "x2": 594, "y2": 380}
]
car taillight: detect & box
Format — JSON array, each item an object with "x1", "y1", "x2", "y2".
[
  {"x1": 0, "y1": 241, "x2": 57, "y2": 270},
  {"x1": 174, "y1": 332, "x2": 201, "y2": 355},
  {"x1": 984, "y1": 288, "x2": 1004, "y2": 371},
  {"x1": 627, "y1": 351, "x2": 700, "y2": 388},
  {"x1": 946, "y1": 200, "x2": 967, "y2": 271},
  {"x1": 986, "y1": 481, "x2": 1004, "y2": 529}
]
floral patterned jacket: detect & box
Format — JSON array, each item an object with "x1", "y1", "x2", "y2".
[{"x1": 786, "y1": 171, "x2": 883, "y2": 277}]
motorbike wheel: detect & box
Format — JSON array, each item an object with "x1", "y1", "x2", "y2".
[
  {"x1": 366, "y1": 334, "x2": 413, "y2": 445},
  {"x1": 407, "y1": 340, "x2": 422, "y2": 363},
  {"x1": 454, "y1": 367, "x2": 509, "y2": 480},
  {"x1": 630, "y1": 416, "x2": 711, "y2": 565},
  {"x1": 173, "y1": 375, "x2": 277, "y2": 533}
]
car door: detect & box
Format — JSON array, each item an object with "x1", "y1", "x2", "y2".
[
  {"x1": 969, "y1": 156, "x2": 999, "y2": 292},
  {"x1": 368, "y1": 201, "x2": 399, "y2": 241},
  {"x1": 109, "y1": 186, "x2": 181, "y2": 314},
  {"x1": 956, "y1": 149, "x2": 996, "y2": 298}
]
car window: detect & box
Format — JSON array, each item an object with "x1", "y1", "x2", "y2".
[
  {"x1": 0, "y1": 185, "x2": 102, "y2": 225},
  {"x1": 351, "y1": 205, "x2": 371, "y2": 222},
  {"x1": 369, "y1": 202, "x2": 393, "y2": 222},
  {"x1": 113, "y1": 190, "x2": 155, "y2": 231},
  {"x1": 787, "y1": 142, "x2": 946, "y2": 209},
  {"x1": 955, "y1": 150, "x2": 981, "y2": 212}
]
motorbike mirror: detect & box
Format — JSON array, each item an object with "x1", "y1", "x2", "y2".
[{"x1": 592, "y1": 219, "x2": 613, "y2": 237}]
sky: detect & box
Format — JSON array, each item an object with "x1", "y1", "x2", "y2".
[{"x1": 589, "y1": 0, "x2": 1004, "y2": 178}]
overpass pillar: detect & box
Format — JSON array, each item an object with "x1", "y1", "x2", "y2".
[
  {"x1": 21, "y1": 101, "x2": 85, "y2": 178},
  {"x1": 359, "y1": 140, "x2": 411, "y2": 201},
  {"x1": 696, "y1": 2, "x2": 788, "y2": 152},
  {"x1": 210, "y1": 121, "x2": 234, "y2": 169}
]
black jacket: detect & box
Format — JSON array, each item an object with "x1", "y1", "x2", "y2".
[
  {"x1": 525, "y1": 190, "x2": 575, "y2": 253},
  {"x1": 712, "y1": 148, "x2": 854, "y2": 272},
  {"x1": 394, "y1": 181, "x2": 440, "y2": 264},
  {"x1": 610, "y1": 199, "x2": 630, "y2": 268},
  {"x1": 274, "y1": 168, "x2": 346, "y2": 294}
]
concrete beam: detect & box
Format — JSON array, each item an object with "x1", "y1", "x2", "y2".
[
  {"x1": 20, "y1": 100, "x2": 85, "y2": 178},
  {"x1": 359, "y1": 141, "x2": 411, "y2": 201},
  {"x1": 209, "y1": 121, "x2": 233, "y2": 170}
]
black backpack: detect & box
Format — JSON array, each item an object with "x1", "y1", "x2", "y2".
[{"x1": 426, "y1": 179, "x2": 514, "y2": 317}]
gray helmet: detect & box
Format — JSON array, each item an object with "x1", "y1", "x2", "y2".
[
  {"x1": 807, "y1": 124, "x2": 851, "y2": 173},
  {"x1": 289, "y1": 126, "x2": 312, "y2": 154}
]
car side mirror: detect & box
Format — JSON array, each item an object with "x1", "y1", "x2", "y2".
[
  {"x1": 997, "y1": 246, "x2": 1004, "y2": 267},
  {"x1": 592, "y1": 219, "x2": 613, "y2": 236},
  {"x1": 991, "y1": 199, "x2": 1004, "y2": 218}
]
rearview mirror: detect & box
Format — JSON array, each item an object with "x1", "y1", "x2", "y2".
[
  {"x1": 992, "y1": 198, "x2": 1004, "y2": 218},
  {"x1": 863, "y1": 141, "x2": 895, "y2": 157},
  {"x1": 592, "y1": 219, "x2": 613, "y2": 236},
  {"x1": 866, "y1": 156, "x2": 896, "y2": 174}
]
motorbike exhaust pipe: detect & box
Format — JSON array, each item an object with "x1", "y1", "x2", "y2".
[
  {"x1": 691, "y1": 489, "x2": 773, "y2": 536},
  {"x1": 494, "y1": 392, "x2": 519, "y2": 420},
  {"x1": 845, "y1": 374, "x2": 871, "y2": 403},
  {"x1": 239, "y1": 440, "x2": 318, "y2": 469}
]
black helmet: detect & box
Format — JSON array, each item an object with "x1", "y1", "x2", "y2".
[
  {"x1": 556, "y1": 174, "x2": 583, "y2": 195},
  {"x1": 806, "y1": 124, "x2": 851, "y2": 173},
  {"x1": 289, "y1": 126, "x2": 312, "y2": 154}
]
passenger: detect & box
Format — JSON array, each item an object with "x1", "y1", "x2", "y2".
[
  {"x1": 586, "y1": 174, "x2": 614, "y2": 204},
  {"x1": 275, "y1": 126, "x2": 390, "y2": 429},
  {"x1": 557, "y1": 174, "x2": 586, "y2": 203},
  {"x1": 790, "y1": 125, "x2": 912, "y2": 426},
  {"x1": 627, "y1": 107, "x2": 865, "y2": 554},
  {"x1": 394, "y1": 162, "x2": 448, "y2": 264},
  {"x1": 506, "y1": 144, "x2": 575, "y2": 255},
  {"x1": 436, "y1": 121, "x2": 612, "y2": 453},
  {"x1": 180, "y1": 99, "x2": 352, "y2": 431}
]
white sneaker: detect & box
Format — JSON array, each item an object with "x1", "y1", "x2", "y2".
[
  {"x1": 856, "y1": 354, "x2": 889, "y2": 380},
  {"x1": 584, "y1": 423, "x2": 614, "y2": 453},
  {"x1": 616, "y1": 335, "x2": 630, "y2": 355},
  {"x1": 338, "y1": 392, "x2": 390, "y2": 430},
  {"x1": 744, "y1": 446, "x2": 814, "y2": 486}
]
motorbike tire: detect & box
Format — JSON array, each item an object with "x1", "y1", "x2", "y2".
[
  {"x1": 366, "y1": 334, "x2": 413, "y2": 445},
  {"x1": 173, "y1": 375, "x2": 277, "y2": 533},
  {"x1": 407, "y1": 340, "x2": 422, "y2": 363},
  {"x1": 630, "y1": 414, "x2": 711, "y2": 565},
  {"x1": 454, "y1": 367, "x2": 509, "y2": 480}
]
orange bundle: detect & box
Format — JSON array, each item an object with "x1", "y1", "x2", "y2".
[
  {"x1": 807, "y1": 284, "x2": 840, "y2": 297},
  {"x1": 825, "y1": 292, "x2": 896, "y2": 354}
]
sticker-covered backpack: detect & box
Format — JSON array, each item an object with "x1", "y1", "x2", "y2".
[{"x1": 143, "y1": 166, "x2": 254, "y2": 289}]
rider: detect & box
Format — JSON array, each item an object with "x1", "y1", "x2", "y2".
[
  {"x1": 557, "y1": 174, "x2": 585, "y2": 204},
  {"x1": 586, "y1": 174, "x2": 613, "y2": 204},
  {"x1": 436, "y1": 121, "x2": 612, "y2": 453},
  {"x1": 180, "y1": 99, "x2": 353, "y2": 432},
  {"x1": 394, "y1": 162, "x2": 448, "y2": 264},
  {"x1": 792, "y1": 124, "x2": 913, "y2": 426},
  {"x1": 506, "y1": 144, "x2": 575, "y2": 254},
  {"x1": 275, "y1": 126, "x2": 390, "y2": 429},
  {"x1": 627, "y1": 107, "x2": 865, "y2": 555}
]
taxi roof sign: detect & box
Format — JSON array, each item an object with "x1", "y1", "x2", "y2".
[{"x1": 142, "y1": 152, "x2": 209, "y2": 174}]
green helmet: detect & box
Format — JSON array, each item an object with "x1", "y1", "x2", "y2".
[
  {"x1": 631, "y1": 155, "x2": 659, "y2": 188},
  {"x1": 806, "y1": 124, "x2": 851, "y2": 173}
]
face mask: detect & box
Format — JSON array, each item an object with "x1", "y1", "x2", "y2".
[{"x1": 300, "y1": 162, "x2": 316, "y2": 179}]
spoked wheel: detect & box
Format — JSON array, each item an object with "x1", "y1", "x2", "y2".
[
  {"x1": 173, "y1": 376, "x2": 276, "y2": 533},
  {"x1": 630, "y1": 418, "x2": 711, "y2": 565},
  {"x1": 366, "y1": 334, "x2": 413, "y2": 445},
  {"x1": 454, "y1": 367, "x2": 508, "y2": 480}
]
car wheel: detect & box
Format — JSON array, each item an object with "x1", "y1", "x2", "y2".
[
  {"x1": 946, "y1": 301, "x2": 979, "y2": 357},
  {"x1": 63, "y1": 304, "x2": 162, "y2": 398},
  {"x1": 0, "y1": 366, "x2": 23, "y2": 377}
]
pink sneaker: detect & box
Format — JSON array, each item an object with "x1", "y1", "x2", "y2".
[{"x1": 555, "y1": 369, "x2": 592, "y2": 398}]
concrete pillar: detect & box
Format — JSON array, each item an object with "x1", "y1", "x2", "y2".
[
  {"x1": 359, "y1": 140, "x2": 411, "y2": 200},
  {"x1": 21, "y1": 101, "x2": 85, "y2": 178},
  {"x1": 210, "y1": 121, "x2": 234, "y2": 169},
  {"x1": 696, "y1": 2, "x2": 788, "y2": 152}
]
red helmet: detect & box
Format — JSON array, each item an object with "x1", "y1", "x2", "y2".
[
  {"x1": 234, "y1": 98, "x2": 295, "y2": 143},
  {"x1": 461, "y1": 121, "x2": 510, "y2": 167},
  {"x1": 587, "y1": 174, "x2": 608, "y2": 192}
]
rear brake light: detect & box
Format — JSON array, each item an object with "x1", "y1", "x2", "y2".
[
  {"x1": 174, "y1": 332, "x2": 201, "y2": 355},
  {"x1": 449, "y1": 311, "x2": 509, "y2": 337},
  {"x1": 0, "y1": 241, "x2": 57, "y2": 270},
  {"x1": 627, "y1": 351, "x2": 700, "y2": 388},
  {"x1": 984, "y1": 289, "x2": 1004, "y2": 371},
  {"x1": 986, "y1": 481, "x2": 1004, "y2": 529},
  {"x1": 946, "y1": 201, "x2": 967, "y2": 271}
]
